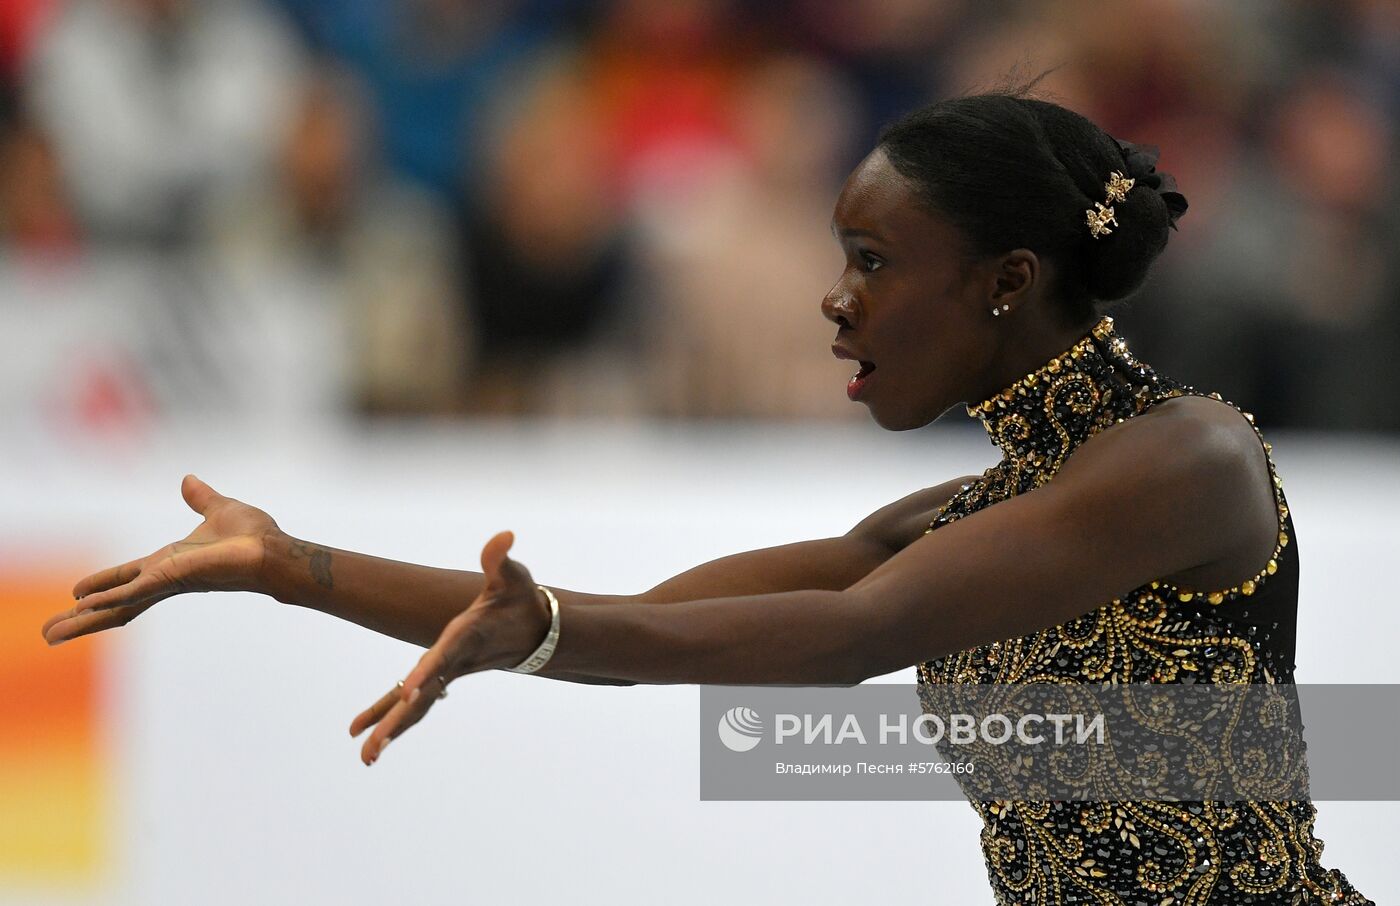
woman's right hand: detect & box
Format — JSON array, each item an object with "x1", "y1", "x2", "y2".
[{"x1": 42, "y1": 474, "x2": 281, "y2": 646}]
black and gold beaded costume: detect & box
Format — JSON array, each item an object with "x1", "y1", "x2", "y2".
[{"x1": 915, "y1": 315, "x2": 1372, "y2": 905}]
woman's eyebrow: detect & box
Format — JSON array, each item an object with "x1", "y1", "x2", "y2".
[{"x1": 831, "y1": 225, "x2": 887, "y2": 242}]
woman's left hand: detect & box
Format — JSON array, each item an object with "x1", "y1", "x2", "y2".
[{"x1": 349, "y1": 530, "x2": 552, "y2": 765}]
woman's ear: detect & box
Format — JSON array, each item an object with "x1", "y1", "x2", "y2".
[{"x1": 989, "y1": 248, "x2": 1040, "y2": 313}]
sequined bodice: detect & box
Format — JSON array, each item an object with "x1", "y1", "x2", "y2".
[{"x1": 915, "y1": 316, "x2": 1371, "y2": 905}]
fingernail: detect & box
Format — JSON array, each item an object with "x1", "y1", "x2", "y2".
[
  {"x1": 377, "y1": 737, "x2": 391, "y2": 759},
  {"x1": 409, "y1": 687, "x2": 421, "y2": 704},
  {"x1": 49, "y1": 638, "x2": 67, "y2": 647}
]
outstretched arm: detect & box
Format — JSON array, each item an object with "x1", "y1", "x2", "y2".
[
  {"x1": 259, "y1": 534, "x2": 892, "y2": 685},
  {"x1": 262, "y1": 471, "x2": 978, "y2": 647},
  {"x1": 41, "y1": 474, "x2": 976, "y2": 675},
  {"x1": 524, "y1": 410, "x2": 1264, "y2": 685},
  {"x1": 351, "y1": 409, "x2": 1267, "y2": 762}
]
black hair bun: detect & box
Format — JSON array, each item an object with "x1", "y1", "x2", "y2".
[
  {"x1": 1081, "y1": 139, "x2": 1189, "y2": 302},
  {"x1": 1114, "y1": 140, "x2": 1188, "y2": 229}
]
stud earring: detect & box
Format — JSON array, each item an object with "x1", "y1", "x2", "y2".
[{"x1": 991, "y1": 304, "x2": 1009, "y2": 316}]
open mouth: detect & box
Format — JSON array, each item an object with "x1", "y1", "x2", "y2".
[{"x1": 847, "y1": 361, "x2": 876, "y2": 400}]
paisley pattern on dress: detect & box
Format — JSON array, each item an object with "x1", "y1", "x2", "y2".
[{"x1": 916, "y1": 315, "x2": 1373, "y2": 905}]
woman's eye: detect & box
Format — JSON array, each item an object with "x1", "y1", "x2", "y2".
[{"x1": 861, "y1": 252, "x2": 884, "y2": 273}]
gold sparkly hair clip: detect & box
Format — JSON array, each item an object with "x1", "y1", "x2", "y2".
[{"x1": 1084, "y1": 170, "x2": 1135, "y2": 239}]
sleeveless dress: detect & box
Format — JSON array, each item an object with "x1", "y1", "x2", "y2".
[{"x1": 915, "y1": 315, "x2": 1373, "y2": 905}]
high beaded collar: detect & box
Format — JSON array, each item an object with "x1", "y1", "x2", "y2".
[
  {"x1": 952, "y1": 315, "x2": 1294, "y2": 611},
  {"x1": 965, "y1": 315, "x2": 1177, "y2": 484}
]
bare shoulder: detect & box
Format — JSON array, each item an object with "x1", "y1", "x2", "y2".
[
  {"x1": 1136, "y1": 393, "x2": 1271, "y2": 476},
  {"x1": 846, "y1": 473, "x2": 984, "y2": 555},
  {"x1": 1061, "y1": 392, "x2": 1278, "y2": 586}
]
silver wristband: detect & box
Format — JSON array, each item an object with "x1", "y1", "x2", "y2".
[{"x1": 507, "y1": 585, "x2": 560, "y2": 674}]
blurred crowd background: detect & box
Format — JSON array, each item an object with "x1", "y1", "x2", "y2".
[{"x1": 2, "y1": 0, "x2": 1398, "y2": 439}]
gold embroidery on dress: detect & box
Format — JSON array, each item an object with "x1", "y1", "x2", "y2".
[{"x1": 916, "y1": 315, "x2": 1373, "y2": 905}]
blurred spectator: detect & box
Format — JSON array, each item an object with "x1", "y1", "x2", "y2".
[
  {"x1": 634, "y1": 55, "x2": 865, "y2": 418},
  {"x1": 454, "y1": 0, "x2": 763, "y2": 415},
  {"x1": 202, "y1": 64, "x2": 471, "y2": 418},
  {"x1": 25, "y1": 0, "x2": 302, "y2": 244},
  {"x1": 0, "y1": 0, "x2": 57, "y2": 82},
  {"x1": 1, "y1": 56, "x2": 144, "y2": 442},
  {"x1": 1139, "y1": 65, "x2": 1400, "y2": 431},
  {"x1": 782, "y1": 0, "x2": 969, "y2": 146},
  {"x1": 0, "y1": 103, "x2": 78, "y2": 259},
  {"x1": 274, "y1": 0, "x2": 553, "y2": 199},
  {"x1": 457, "y1": 45, "x2": 636, "y2": 415}
]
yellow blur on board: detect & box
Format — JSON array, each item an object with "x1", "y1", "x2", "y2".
[{"x1": 0, "y1": 565, "x2": 109, "y2": 889}]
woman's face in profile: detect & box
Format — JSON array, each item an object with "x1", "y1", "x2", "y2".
[{"x1": 824, "y1": 147, "x2": 997, "y2": 430}]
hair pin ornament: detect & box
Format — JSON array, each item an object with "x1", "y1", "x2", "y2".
[
  {"x1": 1104, "y1": 170, "x2": 1135, "y2": 203},
  {"x1": 1085, "y1": 170, "x2": 1134, "y2": 239}
]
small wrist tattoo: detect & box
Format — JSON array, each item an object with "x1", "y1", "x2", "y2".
[{"x1": 287, "y1": 538, "x2": 334, "y2": 590}]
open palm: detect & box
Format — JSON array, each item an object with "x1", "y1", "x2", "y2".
[
  {"x1": 42, "y1": 474, "x2": 278, "y2": 645},
  {"x1": 348, "y1": 530, "x2": 552, "y2": 765}
]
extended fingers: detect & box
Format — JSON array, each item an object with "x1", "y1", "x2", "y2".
[
  {"x1": 349, "y1": 683, "x2": 403, "y2": 738},
  {"x1": 66, "y1": 571, "x2": 168, "y2": 617},
  {"x1": 41, "y1": 602, "x2": 86, "y2": 638},
  {"x1": 360, "y1": 579, "x2": 497, "y2": 765},
  {"x1": 360, "y1": 675, "x2": 449, "y2": 766},
  {"x1": 361, "y1": 700, "x2": 409, "y2": 765},
  {"x1": 72, "y1": 558, "x2": 143, "y2": 600},
  {"x1": 43, "y1": 574, "x2": 164, "y2": 640},
  {"x1": 400, "y1": 618, "x2": 474, "y2": 705},
  {"x1": 43, "y1": 601, "x2": 154, "y2": 645}
]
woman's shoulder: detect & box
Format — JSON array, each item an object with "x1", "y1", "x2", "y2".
[
  {"x1": 1136, "y1": 391, "x2": 1273, "y2": 476},
  {"x1": 1093, "y1": 390, "x2": 1282, "y2": 592},
  {"x1": 1052, "y1": 392, "x2": 1276, "y2": 509},
  {"x1": 1075, "y1": 388, "x2": 1276, "y2": 506}
]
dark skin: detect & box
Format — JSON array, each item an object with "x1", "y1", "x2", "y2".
[{"x1": 39, "y1": 147, "x2": 1281, "y2": 766}]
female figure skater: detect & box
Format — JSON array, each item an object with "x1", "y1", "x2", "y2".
[{"x1": 41, "y1": 91, "x2": 1373, "y2": 904}]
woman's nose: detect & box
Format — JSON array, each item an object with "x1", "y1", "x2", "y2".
[{"x1": 822, "y1": 287, "x2": 857, "y2": 328}]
